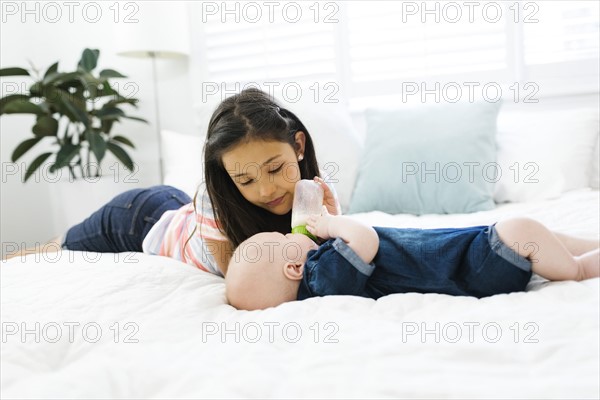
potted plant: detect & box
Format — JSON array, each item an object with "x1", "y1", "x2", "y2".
[{"x1": 0, "y1": 48, "x2": 147, "y2": 182}]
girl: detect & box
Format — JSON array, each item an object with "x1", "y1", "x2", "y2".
[{"x1": 57, "y1": 88, "x2": 341, "y2": 276}]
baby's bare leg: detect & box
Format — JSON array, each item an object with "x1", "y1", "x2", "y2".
[
  {"x1": 551, "y1": 232, "x2": 599, "y2": 256},
  {"x1": 576, "y1": 249, "x2": 600, "y2": 280},
  {"x1": 494, "y1": 218, "x2": 599, "y2": 281}
]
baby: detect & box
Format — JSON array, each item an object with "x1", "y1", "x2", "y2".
[{"x1": 225, "y1": 209, "x2": 600, "y2": 310}]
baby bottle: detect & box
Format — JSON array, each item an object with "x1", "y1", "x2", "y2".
[{"x1": 291, "y1": 179, "x2": 324, "y2": 242}]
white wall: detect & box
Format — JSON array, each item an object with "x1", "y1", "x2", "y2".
[{"x1": 0, "y1": 2, "x2": 195, "y2": 257}]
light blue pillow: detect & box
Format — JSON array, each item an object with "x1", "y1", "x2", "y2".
[{"x1": 348, "y1": 101, "x2": 502, "y2": 215}]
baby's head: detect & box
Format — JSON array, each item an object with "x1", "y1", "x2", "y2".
[{"x1": 226, "y1": 232, "x2": 319, "y2": 310}]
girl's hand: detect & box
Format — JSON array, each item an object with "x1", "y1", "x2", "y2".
[
  {"x1": 306, "y1": 206, "x2": 333, "y2": 240},
  {"x1": 313, "y1": 176, "x2": 341, "y2": 216}
]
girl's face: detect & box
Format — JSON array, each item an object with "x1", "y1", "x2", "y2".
[{"x1": 221, "y1": 134, "x2": 305, "y2": 215}]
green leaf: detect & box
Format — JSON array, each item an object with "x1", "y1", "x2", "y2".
[
  {"x1": 37, "y1": 102, "x2": 52, "y2": 114},
  {"x1": 32, "y1": 115, "x2": 59, "y2": 137},
  {"x1": 105, "y1": 96, "x2": 138, "y2": 108},
  {"x1": 0, "y1": 94, "x2": 31, "y2": 114},
  {"x1": 41, "y1": 72, "x2": 61, "y2": 85},
  {"x1": 59, "y1": 96, "x2": 89, "y2": 127},
  {"x1": 57, "y1": 80, "x2": 84, "y2": 94},
  {"x1": 0, "y1": 67, "x2": 30, "y2": 77},
  {"x1": 100, "y1": 119, "x2": 114, "y2": 134},
  {"x1": 11, "y1": 137, "x2": 43, "y2": 162},
  {"x1": 24, "y1": 152, "x2": 53, "y2": 182},
  {"x1": 51, "y1": 71, "x2": 85, "y2": 92},
  {"x1": 122, "y1": 115, "x2": 148, "y2": 123},
  {"x1": 53, "y1": 143, "x2": 81, "y2": 170},
  {"x1": 111, "y1": 135, "x2": 135, "y2": 149},
  {"x1": 43, "y1": 86, "x2": 88, "y2": 126},
  {"x1": 41, "y1": 86, "x2": 71, "y2": 115},
  {"x1": 96, "y1": 106, "x2": 125, "y2": 120},
  {"x1": 3, "y1": 99, "x2": 44, "y2": 115},
  {"x1": 85, "y1": 129, "x2": 107, "y2": 163},
  {"x1": 77, "y1": 70, "x2": 102, "y2": 97},
  {"x1": 107, "y1": 141, "x2": 134, "y2": 171},
  {"x1": 29, "y1": 82, "x2": 43, "y2": 96},
  {"x1": 99, "y1": 69, "x2": 127, "y2": 78},
  {"x1": 43, "y1": 62, "x2": 59, "y2": 79},
  {"x1": 96, "y1": 83, "x2": 118, "y2": 98},
  {"x1": 78, "y1": 48, "x2": 99, "y2": 72},
  {"x1": 53, "y1": 86, "x2": 86, "y2": 111},
  {"x1": 44, "y1": 71, "x2": 80, "y2": 86}
]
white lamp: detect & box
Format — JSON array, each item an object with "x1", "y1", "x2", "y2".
[{"x1": 114, "y1": 2, "x2": 190, "y2": 183}]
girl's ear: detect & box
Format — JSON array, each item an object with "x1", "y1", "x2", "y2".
[
  {"x1": 294, "y1": 131, "x2": 306, "y2": 159},
  {"x1": 283, "y1": 262, "x2": 304, "y2": 281}
]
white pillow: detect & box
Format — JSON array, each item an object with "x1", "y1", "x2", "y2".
[
  {"x1": 494, "y1": 108, "x2": 599, "y2": 203},
  {"x1": 275, "y1": 97, "x2": 361, "y2": 212},
  {"x1": 161, "y1": 129, "x2": 204, "y2": 198}
]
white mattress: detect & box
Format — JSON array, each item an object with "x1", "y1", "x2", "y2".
[{"x1": 1, "y1": 189, "x2": 599, "y2": 399}]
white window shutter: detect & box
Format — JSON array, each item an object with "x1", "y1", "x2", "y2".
[
  {"x1": 346, "y1": 1, "x2": 507, "y2": 82},
  {"x1": 201, "y1": 5, "x2": 337, "y2": 85},
  {"x1": 192, "y1": 1, "x2": 599, "y2": 103},
  {"x1": 523, "y1": 1, "x2": 599, "y2": 65}
]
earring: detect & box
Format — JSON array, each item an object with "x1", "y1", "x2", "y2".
[{"x1": 298, "y1": 154, "x2": 304, "y2": 161}]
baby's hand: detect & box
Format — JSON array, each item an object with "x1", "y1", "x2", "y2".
[
  {"x1": 314, "y1": 176, "x2": 341, "y2": 216},
  {"x1": 306, "y1": 206, "x2": 333, "y2": 240}
]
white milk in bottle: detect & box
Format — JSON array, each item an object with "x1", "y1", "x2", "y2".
[{"x1": 291, "y1": 179, "x2": 324, "y2": 241}]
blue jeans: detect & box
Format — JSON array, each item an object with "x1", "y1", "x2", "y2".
[
  {"x1": 369, "y1": 225, "x2": 532, "y2": 298},
  {"x1": 62, "y1": 185, "x2": 191, "y2": 253},
  {"x1": 299, "y1": 225, "x2": 533, "y2": 300}
]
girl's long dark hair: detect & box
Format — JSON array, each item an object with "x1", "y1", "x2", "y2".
[{"x1": 202, "y1": 88, "x2": 320, "y2": 248}]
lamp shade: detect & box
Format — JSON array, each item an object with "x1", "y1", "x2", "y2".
[{"x1": 113, "y1": 1, "x2": 190, "y2": 59}]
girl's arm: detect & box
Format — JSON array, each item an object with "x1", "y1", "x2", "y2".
[
  {"x1": 204, "y1": 238, "x2": 234, "y2": 276},
  {"x1": 306, "y1": 209, "x2": 379, "y2": 264}
]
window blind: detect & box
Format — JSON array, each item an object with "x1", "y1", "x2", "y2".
[
  {"x1": 193, "y1": 1, "x2": 599, "y2": 101},
  {"x1": 523, "y1": 1, "x2": 599, "y2": 65},
  {"x1": 346, "y1": 1, "x2": 507, "y2": 82},
  {"x1": 201, "y1": 4, "x2": 337, "y2": 85}
]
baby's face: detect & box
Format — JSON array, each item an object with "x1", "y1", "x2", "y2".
[{"x1": 234, "y1": 232, "x2": 318, "y2": 268}]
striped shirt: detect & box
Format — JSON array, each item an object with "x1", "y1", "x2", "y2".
[
  {"x1": 142, "y1": 177, "x2": 339, "y2": 277},
  {"x1": 142, "y1": 186, "x2": 226, "y2": 276}
]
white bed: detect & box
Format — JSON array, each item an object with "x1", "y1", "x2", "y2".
[{"x1": 2, "y1": 188, "x2": 598, "y2": 399}]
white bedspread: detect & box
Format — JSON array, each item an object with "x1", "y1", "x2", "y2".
[{"x1": 2, "y1": 189, "x2": 599, "y2": 399}]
